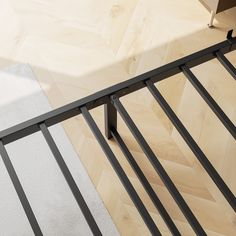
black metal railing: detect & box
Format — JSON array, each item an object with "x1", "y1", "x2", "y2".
[{"x1": 0, "y1": 30, "x2": 235, "y2": 236}]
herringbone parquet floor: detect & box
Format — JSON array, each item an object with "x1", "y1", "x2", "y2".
[{"x1": 0, "y1": 0, "x2": 235, "y2": 235}]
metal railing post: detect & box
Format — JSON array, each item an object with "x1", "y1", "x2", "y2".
[{"x1": 105, "y1": 102, "x2": 117, "y2": 139}]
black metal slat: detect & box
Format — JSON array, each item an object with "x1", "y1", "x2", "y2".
[
  {"x1": 39, "y1": 123, "x2": 102, "y2": 236},
  {"x1": 80, "y1": 106, "x2": 161, "y2": 236},
  {"x1": 110, "y1": 128, "x2": 181, "y2": 236},
  {"x1": 0, "y1": 141, "x2": 43, "y2": 236},
  {"x1": 146, "y1": 80, "x2": 236, "y2": 212},
  {"x1": 111, "y1": 96, "x2": 207, "y2": 236},
  {"x1": 105, "y1": 103, "x2": 117, "y2": 139},
  {"x1": 181, "y1": 65, "x2": 236, "y2": 139},
  {"x1": 216, "y1": 51, "x2": 236, "y2": 80}
]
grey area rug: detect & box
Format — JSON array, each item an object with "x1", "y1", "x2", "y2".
[{"x1": 0, "y1": 64, "x2": 119, "y2": 236}]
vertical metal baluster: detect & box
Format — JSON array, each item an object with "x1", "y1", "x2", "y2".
[
  {"x1": 39, "y1": 123, "x2": 102, "y2": 236},
  {"x1": 0, "y1": 140, "x2": 43, "y2": 236},
  {"x1": 146, "y1": 80, "x2": 236, "y2": 212},
  {"x1": 81, "y1": 106, "x2": 161, "y2": 236},
  {"x1": 181, "y1": 65, "x2": 236, "y2": 139},
  {"x1": 111, "y1": 96, "x2": 206, "y2": 236},
  {"x1": 111, "y1": 128, "x2": 181, "y2": 235},
  {"x1": 215, "y1": 51, "x2": 236, "y2": 80}
]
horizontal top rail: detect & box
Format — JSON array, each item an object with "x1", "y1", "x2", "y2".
[{"x1": 0, "y1": 32, "x2": 235, "y2": 145}]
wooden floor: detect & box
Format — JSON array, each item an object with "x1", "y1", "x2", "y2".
[{"x1": 0, "y1": 0, "x2": 235, "y2": 235}]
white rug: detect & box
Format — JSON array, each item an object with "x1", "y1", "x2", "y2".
[{"x1": 0, "y1": 64, "x2": 119, "y2": 236}]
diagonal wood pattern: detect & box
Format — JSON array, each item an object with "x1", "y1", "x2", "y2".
[{"x1": 0, "y1": 0, "x2": 235, "y2": 235}]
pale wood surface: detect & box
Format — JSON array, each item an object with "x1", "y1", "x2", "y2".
[{"x1": 0, "y1": 0, "x2": 235, "y2": 235}]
